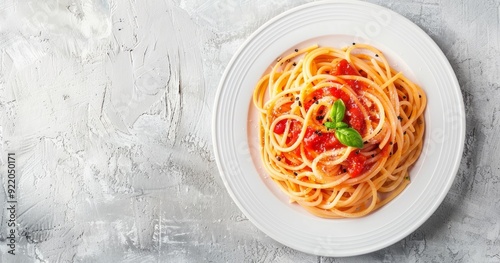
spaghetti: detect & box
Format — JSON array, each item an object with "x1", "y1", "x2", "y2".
[{"x1": 253, "y1": 44, "x2": 426, "y2": 218}]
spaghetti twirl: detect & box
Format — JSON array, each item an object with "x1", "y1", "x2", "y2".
[{"x1": 253, "y1": 44, "x2": 426, "y2": 218}]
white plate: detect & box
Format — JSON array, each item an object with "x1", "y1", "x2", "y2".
[{"x1": 212, "y1": 0, "x2": 465, "y2": 257}]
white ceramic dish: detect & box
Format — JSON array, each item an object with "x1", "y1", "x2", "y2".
[{"x1": 212, "y1": 0, "x2": 465, "y2": 257}]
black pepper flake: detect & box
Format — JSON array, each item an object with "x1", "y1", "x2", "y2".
[
  {"x1": 390, "y1": 152, "x2": 393, "y2": 156},
  {"x1": 298, "y1": 101, "x2": 302, "y2": 107},
  {"x1": 371, "y1": 154, "x2": 375, "y2": 158},
  {"x1": 315, "y1": 101, "x2": 319, "y2": 104},
  {"x1": 343, "y1": 168, "x2": 347, "y2": 173},
  {"x1": 295, "y1": 97, "x2": 299, "y2": 101},
  {"x1": 397, "y1": 116, "x2": 403, "y2": 121},
  {"x1": 375, "y1": 54, "x2": 379, "y2": 57},
  {"x1": 290, "y1": 98, "x2": 293, "y2": 101},
  {"x1": 390, "y1": 142, "x2": 393, "y2": 145},
  {"x1": 419, "y1": 95, "x2": 422, "y2": 98},
  {"x1": 293, "y1": 62, "x2": 297, "y2": 66},
  {"x1": 313, "y1": 96, "x2": 317, "y2": 101},
  {"x1": 403, "y1": 96, "x2": 407, "y2": 99},
  {"x1": 352, "y1": 42, "x2": 356, "y2": 45},
  {"x1": 404, "y1": 131, "x2": 407, "y2": 135},
  {"x1": 355, "y1": 150, "x2": 360, "y2": 154},
  {"x1": 276, "y1": 156, "x2": 281, "y2": 161},
  {"x1": 295, "y1": 48, "x2": 299, "y2": 52},
  {"x1": 293, "y1": 172, "x2": 298, "y2": 176},
  {"x1": 364, "y1": 141, "x2": 368, "y2": 144},
  {"x1": 315, "y1": 115, "x2": 325, "y2": 121}
]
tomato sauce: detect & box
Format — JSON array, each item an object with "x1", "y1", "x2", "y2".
[
  {"x1": 273, "y1": 119, "x2": 287, "y2": 134},
  {"x1": 335, "y1": 59, "x2": 358, "y2": 75},
  {"x1": 345, "y1": 151, "x2": 367, "y2": 177},
  {"x1": 303, "y1": 127, "x2": 342, "y2": 152}
]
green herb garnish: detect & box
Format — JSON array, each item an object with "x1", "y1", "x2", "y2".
[
  {"x1": 335, "y1": 128, "x2": 364, "y2": 148},
  {"x1": 324, "y1": 99, "x2": 364, "y2": 148}
]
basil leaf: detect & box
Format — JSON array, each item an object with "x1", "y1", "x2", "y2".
[
  {"x1": 335, "y1": 128, "x2": 364, "y2": 148},
  {"x1": 336, "y1": 122, "x2": 348, "y2": 129},
  {"x1": 330, "y1": 99, "x2": 346, "y2": 123},
  {"x1": 324, "y1": 122, "x2": 336, "y2": 129}
]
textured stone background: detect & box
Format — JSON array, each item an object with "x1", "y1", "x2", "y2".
[{"x1": 0, "y1": 0, "x2": 499, "y2": 262}]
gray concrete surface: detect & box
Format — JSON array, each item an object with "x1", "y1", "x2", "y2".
[{"x1": 0, "y1": 0, "x2": 499, "y2": 262}]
